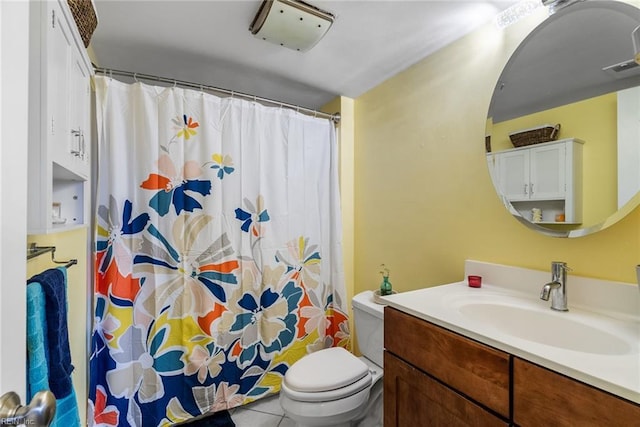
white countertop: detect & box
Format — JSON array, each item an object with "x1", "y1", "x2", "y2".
[{"x1": 381, "y1": 260, "x2": 640, "y2": 404}]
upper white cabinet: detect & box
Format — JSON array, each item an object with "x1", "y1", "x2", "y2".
[
  {"x1": 28, "y1": 0, "x2": 93, "y2": 234},
  {"x1": 493, "y1": 139, "x2": 584, "y2": 224}
]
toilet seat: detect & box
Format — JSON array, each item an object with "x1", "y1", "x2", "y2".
[
  {"x1": 282, "y1": 347, "x2": 372, "y2": 402},
  {"x1": 282, "y1": 371, "x2": 372, "y2": 402}
]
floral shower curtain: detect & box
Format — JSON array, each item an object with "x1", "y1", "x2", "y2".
[{"x1": 89, "y1": 76, "x2": 349, "y2": 426}]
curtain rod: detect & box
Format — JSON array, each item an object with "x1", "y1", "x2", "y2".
[{"x1": 93, "y1": 67, "x2": 340, "y2": 124}]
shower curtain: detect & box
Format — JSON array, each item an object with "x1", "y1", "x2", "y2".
[{"x1": 89, "y1": 76, "x2": 349, "y2": 426}]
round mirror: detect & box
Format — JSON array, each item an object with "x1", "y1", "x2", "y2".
[{"x1": 486, "y1": 0, "x2": 640, "y2": 237}]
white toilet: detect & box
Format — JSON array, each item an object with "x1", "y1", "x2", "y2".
[{"x1": 279, "y1": 290, "x2": 385, "y2": 427}]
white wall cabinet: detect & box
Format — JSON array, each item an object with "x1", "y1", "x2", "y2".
[
  {"x1": 28, "y1": 0, "x2": 92, "y2": 234},
  {"x1": 494, "y1": 139, "x2": 584, "y2": 224}
]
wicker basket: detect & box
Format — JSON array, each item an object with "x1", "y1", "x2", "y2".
[
  {"x1": 67, "y1": 0, "x2": 98, "y2": 48},
  {"x1": 509, "y1": 124, "x2": 561, "y2": 148}
]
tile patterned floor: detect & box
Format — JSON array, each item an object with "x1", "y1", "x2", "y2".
[{"x1": 230, "y1": 394, "x2": 295, "y2": 427}]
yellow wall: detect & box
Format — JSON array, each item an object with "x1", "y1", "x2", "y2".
[
  {"x1": 491, "y1": 93, "x2": 618, "y2": 228},
  {"x1": 27, "y1": 228, "x2": 88, "y2": 425},
  {"x1": 353, "y1": 10, "x2": 640, "y2": 295}
]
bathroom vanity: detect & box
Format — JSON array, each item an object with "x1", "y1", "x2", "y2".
[{"x1": 382, "y1": 261, "x2": 640, "y2": 426}]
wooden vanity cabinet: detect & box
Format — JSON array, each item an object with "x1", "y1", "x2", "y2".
[
  {"x1": 514, "y1": 358, "x2": 640, "y2": 427},
  {"x1": 384, "y1": 307, "x2": 510, "y2": 426},
  {"x1": 384, "y1": 306, "x2": 640, "y2": 426}
]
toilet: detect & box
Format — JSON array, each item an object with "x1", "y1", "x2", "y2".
[{"x1": 279, "y1": 290, "x2": 385, "y2": 427}]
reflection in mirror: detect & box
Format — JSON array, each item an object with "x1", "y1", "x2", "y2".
[{"x1": 486, "y1": 0, "x2": 640, "y2": 237}]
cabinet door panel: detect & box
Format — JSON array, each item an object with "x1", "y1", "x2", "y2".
[
  {"x1": 497, "y1": 150, "x2": 529, "y2": 200},
  {"x1": 385, "y1": 307, "x2": 510, "y2": 418},
  {"x1": 530, "y1": 144, "x2": 565, "y2": 199},
  {"x1": 514, "y1": 358, "x2": 640, "y2": 426},
  {"x1": 47, "y1": 1, "x2": 73, "y2": 171},
  {"x1": 68, "y1": 47, "x2": 90, "y2": 178},
  {"x1": 384, "y1": 352, "x2": 508, "y2": 427}
]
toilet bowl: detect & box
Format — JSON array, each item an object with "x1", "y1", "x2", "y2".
[{"x1": 279, "y1": 290, "x2": 385, "y2": 427}]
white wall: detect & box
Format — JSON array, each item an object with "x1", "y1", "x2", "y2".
[{"x1": 0, "y1": 0, "x2": 29, "y2": 399}]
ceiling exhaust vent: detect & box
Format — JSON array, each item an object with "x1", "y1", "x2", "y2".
[
  {"x1": 602, "y1": 59, "x2": 640, "y2": 78},
  {"x1": 249, "y1": 0, "x2": 334, "y2": 52}
]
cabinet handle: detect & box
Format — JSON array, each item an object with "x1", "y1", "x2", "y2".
[
  {"x1": 80, "y1": 131, "x2": 86, "y2": 160},
  {"x1": 524, "y1": 184, "x2": 528, "y2": 195},
  {"x1": 71, "y1": 128, "x2": 82, "y2": 157},
  {"x1": 530, "y1": 183, "x2": 534, "y2": 195}
]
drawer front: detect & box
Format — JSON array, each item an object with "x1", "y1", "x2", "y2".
[
  {"x1": 514, "y1": 358, "x2": 640, "y2": 426},
  {"x1": 384, "y1": 307, "x2": 510, "y2": 418},
  {"x1": 384, "y1": 352, "x2": 509, "y2": 427}
]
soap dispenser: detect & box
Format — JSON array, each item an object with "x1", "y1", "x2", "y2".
[{"x1": 379, "y1": 264, "x2": 393, "y2": 296}]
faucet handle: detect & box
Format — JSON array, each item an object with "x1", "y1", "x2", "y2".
[{"x1": 551, "y1": 261, "x2": 571, "y2": 275}]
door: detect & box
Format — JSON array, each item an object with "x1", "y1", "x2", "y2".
[{"x1": 0, "y1": 0, "x2": 30, "y2": 400}]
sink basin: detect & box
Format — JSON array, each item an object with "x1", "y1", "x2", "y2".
[{"x1": 458, "y1": 302, "x2": 632, "y2": 355}]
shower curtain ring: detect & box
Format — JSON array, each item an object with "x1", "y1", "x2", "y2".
[{"x1": 133, "y1": 73, "x2": 138, "y2": 82}]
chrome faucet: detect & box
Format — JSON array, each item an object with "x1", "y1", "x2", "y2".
[{"x1": 540, "y1": 261, "x2": 570, "y2": 311}]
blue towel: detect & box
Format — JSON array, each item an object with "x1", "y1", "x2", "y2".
[
  {"x1": 27, "y1": 268, "x2": 74, "y2": 397},
  {"x1": 27, "y1": 267, "x2": 81, "y2": 427},
  {"x1": 53, "y1": 389, "x2": 81, "y2": 427},
  {"x1": 26, "y1": 283, "x2": 50, "y2": 401}
]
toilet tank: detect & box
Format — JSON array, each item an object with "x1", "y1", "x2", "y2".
[{"x1": 352, "y1": 290, "x2": 385, "y2": 368}]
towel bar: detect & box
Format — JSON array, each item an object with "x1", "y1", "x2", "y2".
[{"x1": 26, "y1": 243, "x2": 77, "y2": 268}]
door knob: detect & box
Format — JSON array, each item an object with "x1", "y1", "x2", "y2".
[{"x1": 0, "y1": 390, "x2": 56, "y2": 426}]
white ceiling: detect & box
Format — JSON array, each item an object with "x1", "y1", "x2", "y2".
[{"x1": 90, "y1": 0, "x2": 519, "y2": 110}]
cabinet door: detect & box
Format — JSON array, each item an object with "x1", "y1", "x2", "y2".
[
  {"x1": 514, "y1": 358, "x2": 640, "y2": 426},
  {"x1": 47, "y1": 0, "x2": 90, "y2": 179},
  {"x1": 384, "y1": 308, "x2": 511, "y2": 418},
  {"x1": 496, "y1": 150, "x2": 530, "y2": 201},
  {"x1": 530, "y1": 143, "x2": 565, "y2": 200},
  {"x1": 384, "y1": 352, "x2": 508, "y2": 427},
  {"x1": 68, "y1": 43, "x2": 91, "y2": 178},
  {"x1": 47, "y1": 1, "x2": 73, "y2": 173}
]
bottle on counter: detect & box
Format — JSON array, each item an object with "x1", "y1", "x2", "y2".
[{"x1": 379, "y1": 264, "x2": 393, "y2": 296}]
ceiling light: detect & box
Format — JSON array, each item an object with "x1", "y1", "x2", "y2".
[
  {"x1": 249, "y1": 0, "x2": 334, "y2": 52},
  {"x1": 495, "y1": 0, "x2": 542, "y2": 29},
  {"x1": 542, "y1": 0, "x2": 583, "y2": 14}
]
